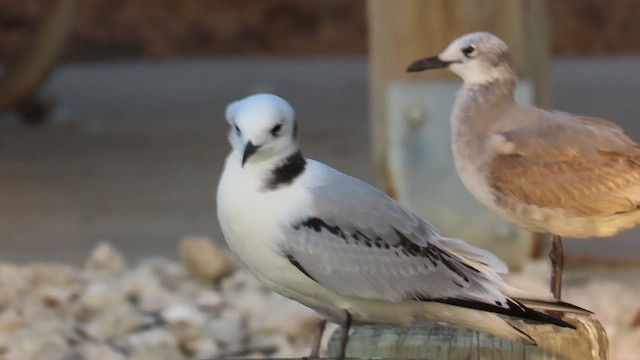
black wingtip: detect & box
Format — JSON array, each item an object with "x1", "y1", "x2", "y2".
[
  {"x1": 555, "y1": 300, "x2": 593, "y2": 315},
  {"x1": 518, "y1": 298, "x2": 593, "y2": 315},
  {"x1": 427, "y1": 297, "x2": 577, "y2": 329},
  {"x1": 531, "y1": 309, "x2": 576, "y2": 329}
]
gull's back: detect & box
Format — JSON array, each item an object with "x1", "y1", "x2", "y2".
[{"x1": 455, "y1": 90, "x2": 640, "y2": 237}]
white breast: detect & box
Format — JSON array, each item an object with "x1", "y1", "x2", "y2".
[
  {"x1": 216, "y1": 153, "x2": 346, "y2": 316},
  {"x1": 217, "y1": 152, "x2": 296, "y2": 270}
]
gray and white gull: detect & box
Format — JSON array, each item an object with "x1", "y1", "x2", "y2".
[
  {"x1": 407, "y1": 32, "x2": 640, "y2": 300},
  {"x1": 216, "y1": 93, "x2": 589, "y2": 358}
]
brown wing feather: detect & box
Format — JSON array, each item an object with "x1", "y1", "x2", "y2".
[
  {"x1": 489, "y1": 151, "x2": 640, "y2": 217},
  {"x1": 573, "y1": 114, "x2": 625, "y2": 132},
  {"x1": 497, "y1": 106, "x2": 639, "y2": 161}
]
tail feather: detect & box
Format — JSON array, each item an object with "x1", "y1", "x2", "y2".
[
  {"x1": 501, "y1": 284, "x2": 592, "y2": 314},
  {"x1": 431, "y1": 297, "x2": 576, "y2": 329},
  {"x1": 418, "y1": 302, "x2": 538, "y2": 345},
  {"x1": 514, "y1": 298, "x2": 592, "y2": 315}
]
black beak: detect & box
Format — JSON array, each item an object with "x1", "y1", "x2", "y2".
[
  {"x1": 242, "y1": 141, "x2": 259, "y2": 167},
  {"x1": 406, "y1": 56, "x2": 452, "y2": 72}
]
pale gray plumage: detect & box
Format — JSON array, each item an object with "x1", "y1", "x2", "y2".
[{"x1": 284, "y1": 160, "x2": 508, "y2": 304}]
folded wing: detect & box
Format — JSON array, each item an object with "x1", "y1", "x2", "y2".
[
  {"x1": 489, "y1": 107, "x2": 640, "y2": 217},
  {"x1": 283, "y1": 163, "x2": 510, "y2": 307}
]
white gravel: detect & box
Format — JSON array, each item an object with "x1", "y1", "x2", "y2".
[
  {"x1": 1, "y1": 239, "x2": 638, "y2": 359},
  {"x1": 0, "y1": 239, "x2": 316, "y2": 359}
]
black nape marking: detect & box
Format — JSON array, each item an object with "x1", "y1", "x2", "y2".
[
  {"x1": 292, "y1": 121, "x2": 299, "y2": 139},
  {"x1": 264, "y1": 151, "x2": 306, "y2": 190},
  {"x1": 286, "y1": 254, "x2": 317, "y2": 283},
  {"x1": 411, "y1": 296, "x2": 575, "y2": 329}
]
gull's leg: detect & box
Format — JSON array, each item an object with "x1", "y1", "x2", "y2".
[
  {"x1": 306, "y1": 318, "x2": 327, "y2": 359},
  {"x1": 336, "y1": 311, "x2": 352, "y2": 360},
  {"x1": 549, "y1": 234, "x2": 564, "y2": 299}
]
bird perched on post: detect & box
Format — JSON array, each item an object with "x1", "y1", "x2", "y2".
[
  {"x1": 407, "y1": 32, "x2": 640, "y2": 300},
  {"x1": 216, "y1": 93, "x2": 589, "y2": 359}
]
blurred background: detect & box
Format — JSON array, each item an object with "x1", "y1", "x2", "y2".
[{"x1": 1, "y1": 0, "x2": 639, "y2": 263}]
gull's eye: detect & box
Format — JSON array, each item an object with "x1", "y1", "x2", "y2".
[
  {"x1": 270, "y1": 123, "x2": 283, "y2": 137},
  {"x1": 462, "y1": 45, "x2": 476, "y2": 58},
  {"x1": 234, "y1": 124, "x2": 241, "y2": 134}
]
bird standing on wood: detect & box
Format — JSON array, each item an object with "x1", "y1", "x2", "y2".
[
  {"x1": 216, "y1": 93, "x2": 589, "y2": 358},
  {"x1": 407, "y1": 32, "x2": 640, "y2": 300}
]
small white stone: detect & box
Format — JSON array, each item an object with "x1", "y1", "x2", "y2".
[
  {"x1": 85, "y1": 242, "x2": 127, "y2": 275},
  {"x1": 77, "y1": 280, "x2": 123, "y2": 313},
  {"x1": 161, "y1": 304, "x2": 206, "y2": 329},
  {"x1": 196, "y1": 291, "x2": 224, "y2": 310},
  {"x1": 81, "y1": 304, "x2": 146, "y2": 341},
  {"x1": 179, "y1": 236, "x2": 236, "y2": 282},
  {"x1": 119, "y1": 267, "x2": 180, "y2": 312}
]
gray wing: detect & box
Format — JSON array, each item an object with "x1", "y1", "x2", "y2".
[{"x1": 283, "y1": 161, "x2": 509, "y2": 305}]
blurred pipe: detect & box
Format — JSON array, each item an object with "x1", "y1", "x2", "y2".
[{"x1": 0, "y1": 0, "x2": 75, "y2": 121}]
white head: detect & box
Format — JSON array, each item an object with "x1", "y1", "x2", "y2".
[
  {"x1": 407, "y1": 32, "x2": 516, "y2": 84},
  {"x1": 225, "y1": 93, "x2": 299, "y2": 167}
]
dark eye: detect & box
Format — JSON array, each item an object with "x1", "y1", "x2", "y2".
[
  {"x1": 234, "y1": 124, "x2": 241, "y2": 133},
  {"x1": 270, "y1": 123, "x2": 283, "y2": 136},
  {"x1": 462, "y1": 46, "x2": 476, "y2": 57}
]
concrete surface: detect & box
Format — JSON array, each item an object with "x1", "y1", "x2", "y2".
[{"x1": 0, "y1": 57, "x2": 639, "y2": 263}]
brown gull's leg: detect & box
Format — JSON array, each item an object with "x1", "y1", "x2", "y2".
[
  {"x1": 306, "y1": 318, "x2": 327, "y2": 359},
  {"x1": 549, "y1": 234, "x2": 564, "y2": 299},
  {"x1": 336, "y1": 311, "x2": 352, "y2": 360}
]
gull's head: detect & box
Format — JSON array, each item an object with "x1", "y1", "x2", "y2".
[
  {"x1": 406, "y1": 32, "x2": 515, "y2": 84},
  {"x1": 225, "y1": 93, "x2": 298, "y2": 167}
]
